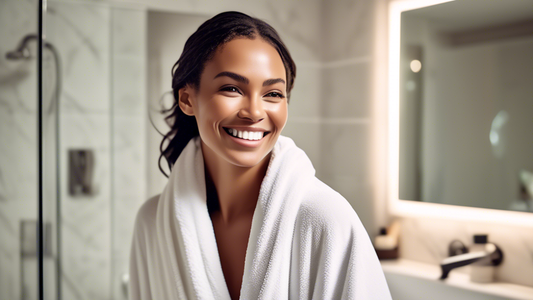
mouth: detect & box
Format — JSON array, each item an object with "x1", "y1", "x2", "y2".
[{"x1": 222, "y1": 127, "x2": 271, "y2": 141}]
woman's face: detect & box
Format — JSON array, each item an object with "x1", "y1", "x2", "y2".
[{"x1": 179, "y1": 37, "x2": 288, "y2": 168}]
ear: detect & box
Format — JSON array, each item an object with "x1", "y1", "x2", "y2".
[{"x1": 178, "y1": 85, "x2": 196, "y2": 116}]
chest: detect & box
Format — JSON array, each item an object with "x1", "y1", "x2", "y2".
[{"x1": 210, "y1": 214, "x2": 253, "y2": 300}]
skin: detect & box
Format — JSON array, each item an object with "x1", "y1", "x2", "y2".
[{"x1": 177, "y1": 37, "x2": 289, "y2": 300}]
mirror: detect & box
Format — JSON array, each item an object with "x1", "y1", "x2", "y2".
[{"x1": 398, "y1": 0, "x2": 533, "y2": 212}]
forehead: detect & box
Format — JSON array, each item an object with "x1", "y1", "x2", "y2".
[{"x1": 202, "y1": 38, "x2": 286, "y2": 82}]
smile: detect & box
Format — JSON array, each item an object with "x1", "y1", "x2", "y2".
[{"x1": 223, "y1": 127, "x2": 270, "y2": 141}]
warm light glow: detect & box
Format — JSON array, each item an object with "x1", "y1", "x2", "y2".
[
  {"x1": 410, "y1": 59, "x2": 422, "y2": 73},
  {"x1": 387, "y1": 0, "x2": 533, "y2": 227}
]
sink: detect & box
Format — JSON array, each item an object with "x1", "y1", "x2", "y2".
[{"x1": 381, "y1": 259, "x2": 533, "y2": 300}]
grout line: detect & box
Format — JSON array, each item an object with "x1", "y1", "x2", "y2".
[
  {"x1": 295, "y1": 56, "x2": 372, "y2": 68},
  {"x1": 322, "y1": 56, "x2": 372, "y2": 68},
  {"x1": 288, "y1": 117, "x2": 370, "y2": 125}
]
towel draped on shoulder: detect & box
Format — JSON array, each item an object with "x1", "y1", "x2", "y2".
[{"x1": 129, "y1": 135, "x2": 391, "y2": 299}]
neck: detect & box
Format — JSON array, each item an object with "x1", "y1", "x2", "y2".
[{"x1": 201, "y1": 141, "x2": 271, "y2": 224}]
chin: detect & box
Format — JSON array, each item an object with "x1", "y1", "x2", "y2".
[{"x1": 224, "y1": 150, "x2": 272, "y2": 168}]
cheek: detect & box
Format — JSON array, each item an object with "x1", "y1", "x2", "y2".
[
  {"x1": 197, "y1": 98, "x2": 233, "y2": 126},
  {"x1": 268, "y1": 102, "x2": 288, "y2": 132}
]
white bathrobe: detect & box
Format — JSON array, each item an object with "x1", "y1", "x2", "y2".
[{"x1": 129, "y1": 135, "x2": 391, "y2": 299}]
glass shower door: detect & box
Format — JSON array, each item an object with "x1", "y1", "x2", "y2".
[{"x1": 42, "y1": 1, "x2": 148, "y2": 299}]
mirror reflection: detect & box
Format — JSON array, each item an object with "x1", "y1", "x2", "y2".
[{"x1": 399, "y1": 0, "x2": 533, "y2": 212}]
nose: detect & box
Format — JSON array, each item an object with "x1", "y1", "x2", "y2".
[{"x1": 238, "y1": 94, "x2": 265, "y2": 122}]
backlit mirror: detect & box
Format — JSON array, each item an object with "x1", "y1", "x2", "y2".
[{"x1": 398, "y1": 0, "x2": 533, "y2": 212}]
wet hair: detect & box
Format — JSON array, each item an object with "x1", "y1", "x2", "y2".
[{"x1": 158, "y1": 11, "x2": 297, "y2": 177}]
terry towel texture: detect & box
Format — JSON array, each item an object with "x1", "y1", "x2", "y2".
[{"x1": 129, "y1": 135, "x2": 391, "y2": 299}]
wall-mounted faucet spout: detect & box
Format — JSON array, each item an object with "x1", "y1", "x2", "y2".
[{"x1": 440, "y1": 242, "x2": 503, "y2": 280}]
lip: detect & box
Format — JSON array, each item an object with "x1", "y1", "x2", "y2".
[{"x1": 222, "y1": 126, "x2": 270, "y2": 148}]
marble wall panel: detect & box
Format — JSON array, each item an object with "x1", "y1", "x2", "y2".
[
  {"x1": 112, "y1": 8, "x2": 146, "y2": 57},
  {"x1": 137, "y1": 0, "x2": 322, "y2": 62},
  {"x1": 399, "y1": 217, "x2": 533, "y2": 288},
  {"x1": 260, "y1": 1, "x2": 323, "y2": 62},
  {"x1": 46, "y1": 1, "x2": 110, "y2": 114},
  {"x1": 111, "y1": 7, "x2": 147, "y2": 300},
  {"x1": 281, "y1": 121, "x2": 322, "y2": 176},
  {"x1": 322, "y1": 0, "x2": 374, "y2": 61},
  {"x1": 1, "y1": 0, "x2": 40, "y2": 298},
  {"x1": 112, "y1": 194, "x2": 145, "y2": 300},
  {"x1": 287, "y1": 63, "x2": 322, "y2": 118},
  {"x1": 322, "y1": 62, "x2": 372, "y2": 118},
  {"x1": 320, "y1": 176, "x2": 376, "y2": 234},
  {"x1": 0, "y1": 112, "x2": 37, "y2": 202},
  {"x1": 113, "y1": 57, "x2": 145, "y2": 116},
  {"x1": 59, "y1": 113, "x2": 111, "y2": 299},
  {"x1": 112, "y1": 116, "x2": 146, "y2": 199},
  {"x1": 320, "y1": 123, "x2": 371, "y2": 182}
]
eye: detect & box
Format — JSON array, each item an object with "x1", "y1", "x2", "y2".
[
  {"x1": 265, "y1": 91, "x2": 285, "y2": 99},
  {"x1": 220, "y1": 86, "x2": 241, "y2": 94}
]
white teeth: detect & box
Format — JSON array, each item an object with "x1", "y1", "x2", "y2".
[{"x1": 227, "y1": 128, "x2": 265, "y2": 141}]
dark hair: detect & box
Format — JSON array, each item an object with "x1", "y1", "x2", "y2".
[{"x1": 158, "y1": 11, "x2": 297, "y2": 177}]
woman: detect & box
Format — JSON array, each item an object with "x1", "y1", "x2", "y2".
[{"x1": 129, "y1": 11, "x2": 391, "y2": 300}]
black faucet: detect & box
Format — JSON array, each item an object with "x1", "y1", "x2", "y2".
[{"x1": 439, "y1": 241, "x2": 503, "y2": 280}]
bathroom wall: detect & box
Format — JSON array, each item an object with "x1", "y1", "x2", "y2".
[{"x1": 318, "y1": 0, "x2": 381, "y2": 237}]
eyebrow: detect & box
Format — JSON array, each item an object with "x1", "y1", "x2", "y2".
[{"x1": 213, "y1": 71, "x2": 285, "y2": 87}]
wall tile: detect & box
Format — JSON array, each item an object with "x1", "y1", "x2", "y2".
[
  {"x1": 113, "y1": 57, "x2": 145, "y2": 116},
  {"x1": 322, "y1": 62, "x2": 371, "y2": 118},
  {"x1": 0, "y1": 111, "x2": 37, "y2": 202},
  {"x1": 1, "y1": 0, "x2": 40, "y2": 298},
  {"x1": 399, "y1": 217, "x2": 533, "y2": 288},
  {"x1": 112, "y1": 195, "x2": 145, "y2": 300},
  {"x1": 262, "y1": 1, "x2": 323, "y2": 62},
  {"x1": 281, "y1": 121, "x2": 322, "y2": 175},
  {"x1": 0, "y1": 0, "x2": 37, "y2": 102},
  {"x1": 287, "y1": 64, "x2": 322, "y2": 118},
  {"x1": 59, "y1": 113, "x2": 111, "y2": 299},
  {"x1": 112, "y1": 8, "x2": 146, "y2": 57},
  {"x1": 113, "y1": 116, "x2": 146, "y2": 199},
  {"x1": 46, "y1": 1, "x2": 110, "y2": 114},
  {"x1": 319, "y1": 176, "x2": 376, "y2": 234},
  {"x1": 322, "y1": 0, "x2": 374, "y2": 61},
  {"x1": 320, "y1": 123, "x2": 371, "y2": 182}
]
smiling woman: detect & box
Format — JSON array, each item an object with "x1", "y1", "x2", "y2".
[{"x1": 129, "y1": 11, "x2": 391, "y2": 300}]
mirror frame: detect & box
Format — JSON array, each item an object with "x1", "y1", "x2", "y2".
[{"x1": 387, "y1": 0, "x2": 533, "y2": 227}]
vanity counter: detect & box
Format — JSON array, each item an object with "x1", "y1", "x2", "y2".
[{"x1": 381, "y1": 259, "x2": 533, "y2": 300}]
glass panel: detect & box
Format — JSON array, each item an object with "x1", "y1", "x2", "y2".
[
  {"x1": 45, "y1": 1, "x2": 112, "y2": 299},
  {"x1": 0, "y1": 0, "x2": 40, "y2": 299},
  {"x1": 43, "y1": 2, "x2": 149, "y2": 299}
]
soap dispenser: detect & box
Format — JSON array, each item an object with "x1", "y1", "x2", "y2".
[{"x1": 470, "y1": 234, "x2": 495, "y2": 283}]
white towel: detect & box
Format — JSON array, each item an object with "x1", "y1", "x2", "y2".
[{"x1": 129, "y1": 135, "x2": 391, "y2": 299}]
